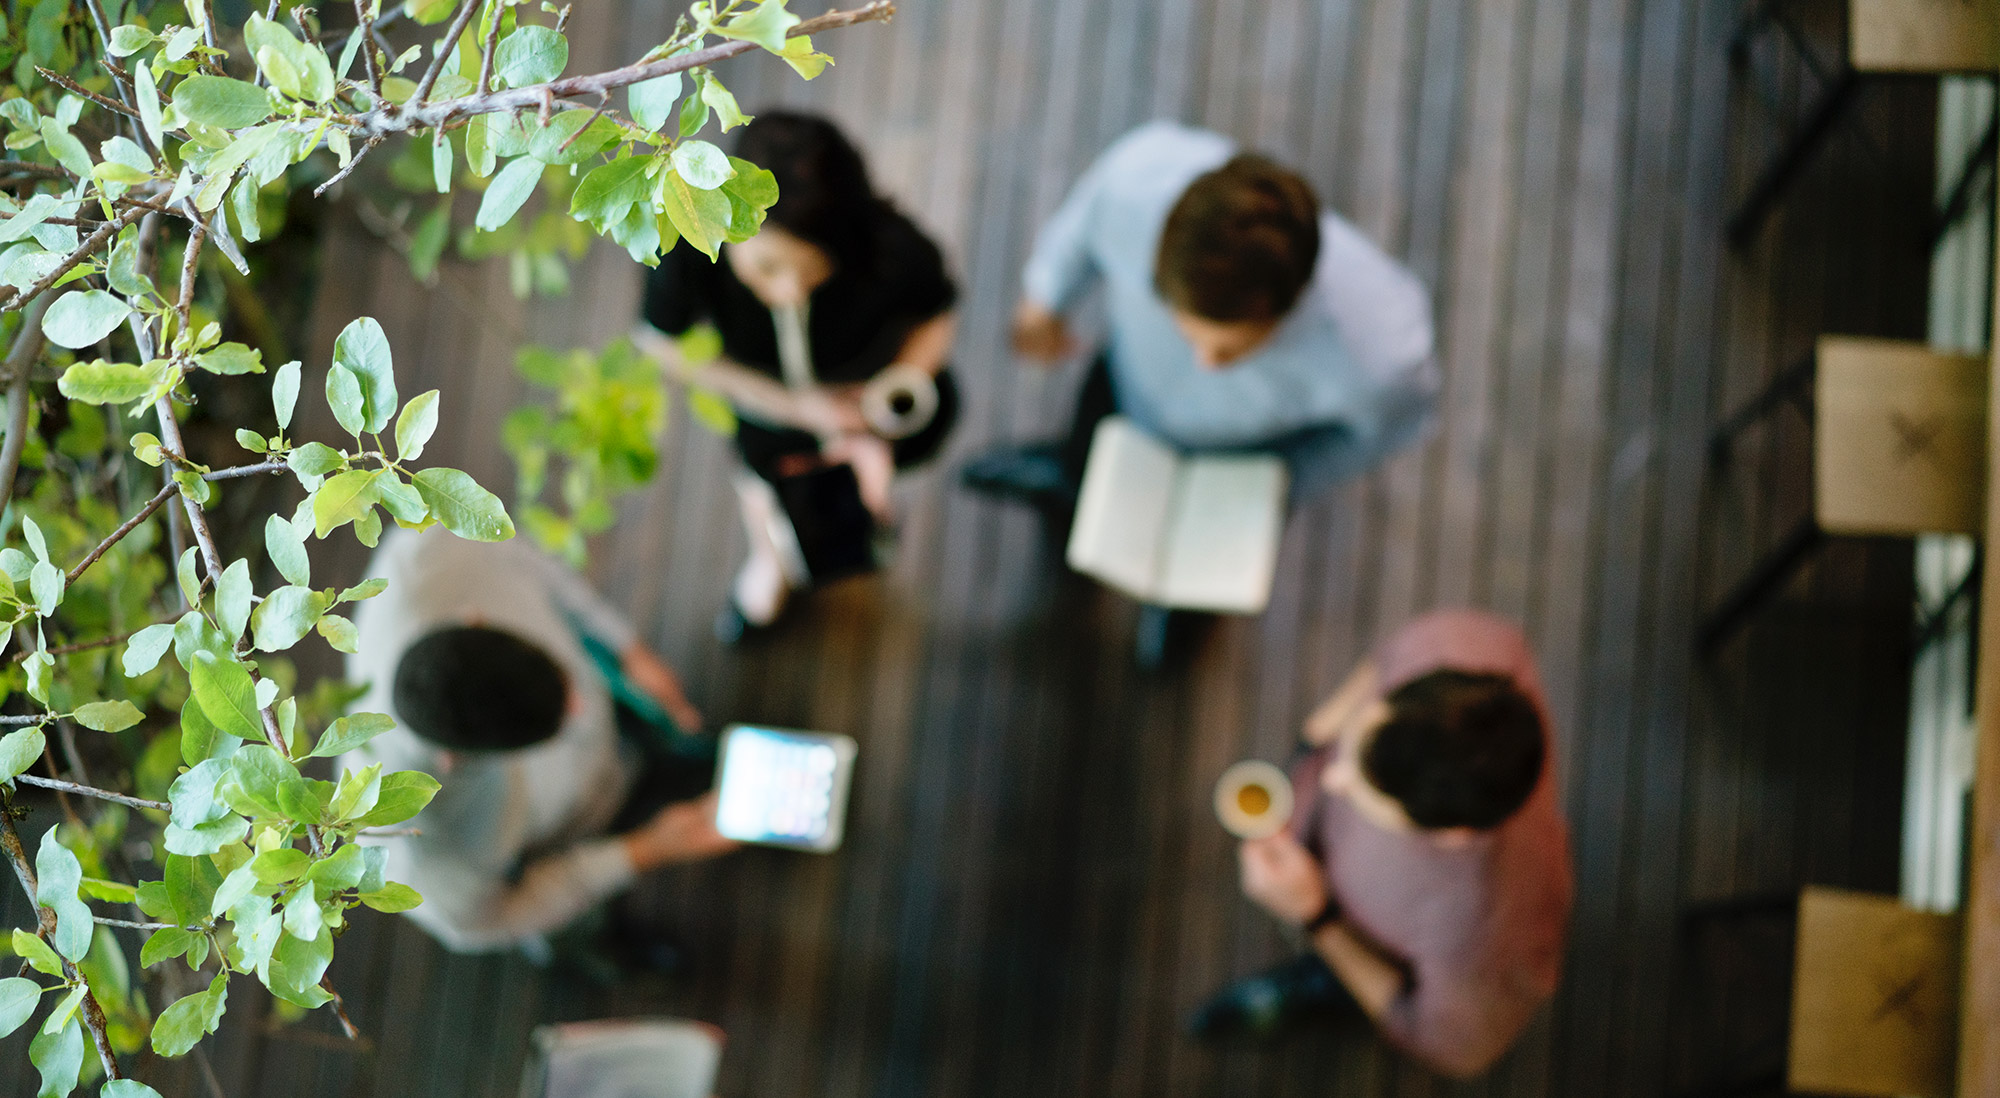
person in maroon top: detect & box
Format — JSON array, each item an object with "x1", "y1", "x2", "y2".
[{"x1": 1192, "y1": 610, "x2": 1574, "y2": 1079}]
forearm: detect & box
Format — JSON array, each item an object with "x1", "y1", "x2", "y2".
[
  {"x1": 893, "y1": 312, "x2": 957, "y2": 376},
  {"x1": 630, "y1": 323, "x2": 817, "y2": 429},
  {"x1": 421, "y1": 840, "x2": 635, "y2": 951},
  {"x1": 1308, "y1": 921, "x2": 1406, "y2": 1019}
]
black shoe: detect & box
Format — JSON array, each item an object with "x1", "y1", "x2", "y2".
[
  {"x1": 959, "y1": 443, "x2": 1079, "y2": 509},
  {"x1": 1188, "y1": 954, "x2": 1349, "y2": 1039}
]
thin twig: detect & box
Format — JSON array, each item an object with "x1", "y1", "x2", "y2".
[
  {"x1": 0, "y1": 206, "x2": 148, "y2": 313},
  {"x1": 10, "y1": 775, "x2": 170, "y2": 812},
  {"x1": 477, "y1": 0, "x2": 502, "y2": 95},
  {"x1": 346, "y1": 1, "x2": 895, "y2": 135},
  {"x1": 176, "y1": 214, "x2": 209, "y2": 331},
  {"x1": 353, "y1": 0, "x2": 384, "y2": 94},
  {"x1": 66, "y1": 479, "x2": 178, "y2": 584},
  {"x1": 0, "y1": 293, "x2": 52, "y2": 517},
  {"x1": 0, "y1": 715, "x2": 49, "y2": 726},
  {"x1": 33, "y1": 67, "x2": 140, "y2": 121},
  {"x1": 93, "y1": 915, "x2": 179, "y2": 930},
  {"x1": 7, "y1": 624, "x2": 151, "y2": 664},
  {"x1": 0, "y1": 792, "x2": 123, "y2": 1079},
  {"x1": 555, "y1": 90, "x2": 611, "y2": 153},
  {"x1": 319, "y1": 976, "x2": 360, "y2": 1039},
  {"x1": 412, "y1": 0, "x2": 480, "y2": 105},
  {"x1": 312, "y1": 135, "x2": 385, "y2": 198},
  {"x1": 204, "y1": 459, "x2": 289, "y2": 481}
]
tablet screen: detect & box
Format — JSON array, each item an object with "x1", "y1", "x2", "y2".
[{"x1": 713, "y1": 725, "x2": 857, "y2": 852}]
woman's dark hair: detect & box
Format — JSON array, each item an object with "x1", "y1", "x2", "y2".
[
  {"x1": 733, "y1": 110, "x2": 883, "y2": 269},
  {"x1": 1361, "y1": 670, "x2": 1545, "y2": 831},
  {"x1": 391, "y1": 626, "x2": 567, "y2": 752},
  {"x1": 1154, "y1": 154, "x2": 1321, "y2": 322}
]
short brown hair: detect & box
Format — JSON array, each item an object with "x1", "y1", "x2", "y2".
[
  {"x1": 1362, "y1": 670, "x2": 1546, "y2": 831},
  {"x1": 1153, "y1": 155, "x2": 1321, "y2": 322}
]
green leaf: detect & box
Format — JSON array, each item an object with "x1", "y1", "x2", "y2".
[
  {"x1": 73, "y1": 701, "x2": 143, "y2": 733},
  {"x1": 167, "y1": 759, "x2": 231, "y2": 830},
  {"x1": 139, "y1": 927, "x2": 197, "y2": 968},
  {"x1": 0, "y1": 728, "x2": 46, "y2": 781},
  {"x1": 163, "y1": 853, "x2": 222, "y2": 926},
  {"x1": 256, "y1": 518, "x2": 307, "y2": 592},
  {"x1": 57, "y1": 358, "x2": 167, "y2": 405},
  {"x1": 12, "y1": 930, "x2": 63, "y2": 976},
  {"x1": 122, "y1": 621, "x2": 176, "y2": 678},
  {"x1": 78, "y1": 877, "x2": 137, "y2": 903},
  {"x1": 527, "y1": 109, "x2": 619, "y2": 165},
  {"x1": 476, "y1": 157, "x2": 542, "y2": 231},
  {"x1": 249, "y1": 847, "x2": 309, "y2": 884},
  {"x1": 310, "y1": 712, "x2": 396, "y2": 758},
  {"x1": 43, "y1": 292, "x2": 133, "y2": 351},
  {"x1": 329, "y1": 764, "x2": 382, "y2": 821},
  {"x1": 287, "y1": 440, "x2": 345, "y2": 480},
  {"x1": 376, "y1": 471, "x2": 428, "y2": 524},
  {"x1": 313, "y1": 469, "x2": 382, "y2": 538},
  {"x1": 406, "y1": 0, "x2": 457, "y2": 24},
  {"x1": 412, "y1": 467, "x2": 514, "y2": 541},
  {"x1": 570, "y1": 156, "x2": 653, "y2": 232},
  {"x1": 266, "y1": 929, "x2": 333, "y2": 1009},
  {"x1": 175, "y1": 547, "x2": 201, "y2": 610},
  {"x1": 172, "y1": 75, "x2": 276, "y2": 128},
  {"x1": 0, "y1": 977, "x2": 42, "y2": 1039},
  {"x1": 134, "y1": 58, "x2": 163, "y2": 151},
  {"x1": 272, "y1": 360, "x2": 301, "y2": 430},
  {"x1": 658, "y1": 169, "x2": 732, "y2": 260},
  {"x1": 772, "y1": 34, "x2": 832, "y2": 80},
  {"x1": 359, "y1": 882, "x2": 423, "y2": 913},
  {"x1": 216, "y1": 558, "x2": 253, "y2": 642},
  {"x1": 192, "y1": 125, "x2": 281, "y2": 214},
  {"x1": 251, "y1": 586, "x2": 333, "y2": 652},
  {"x1": 464, "y1": 114, "x2": 498, "y2": 178},
  {"x1": 494, "y1": 25, "x2": 567, "y2": 88},
  {"x1": 355, "y1": 770, "x2": 441, "y2": 827},
  {"x1": 722, "y1": 157, "x2": 779, "y2": 207},
  {"x1": 31, "y1": 559, "x2": 65, "y2": 616},
  {"x1": 194, "y1": 342, "x2": 263, "y2": 375},
  {"x1": 326, "y1": 362, "x2": 366, "y2": 434},
  {"x1": 107, "y1": 26, "x2": 156, "y2": 56},
  {"x1": 408, "y1": 200, "x2": 451, "y2": 282},
  {"x1": 41, "y1": 985, "x2": 82, "y2": 1036},
  {"x1": 188, "y1": 651, "x2": 266, "y2": 742},
  {"x1": 228, "y1": 745, "x2": 299, "y2": 818},
  {"x1": 150, "y1": 974, "x2": 227, "y2": 1057},
  {"x1": 180, "y1": 694, "x2": 238, "y2": 767},
  {"x1": 332, "y1": 317, "x2": 398, "y2": 433},
  {"x1": 103, "y1": 1080, "x2": 167, "y2": 1098},
  {"x1": 315, "y1": 614, "x2": 359, "y2": 653},
  {"x1": 277, "y1": 777, "x2": 326, "y2": 824},
  {"x1": 698, "y1": 71, "x2": 750, "y2": 131},
  {"x1": 30, "y1": 1015, "x2": 83, "y2": 1098},
  {"x1": 715, "y1": 0, "x2": 801, "y2": 53},
  {"x1": 628, "y1": 72, "x2": 681, "y2": 133},
  {"x1": 394, "y1": 389, "x2": 440, "y2": 461},
  {"x1": 669, "y1": 139, "x2": 734, "y2": 191},
  {"x1": 339, "y1": 577, "x2": 389, "y2": 602},
  {"x1": 39, "y1": 119, "x2": 91, "y2": 180},
  {"x1": 34, "y1": 827, "x2": 92, "y2": 961},
  {"x1": 246, "y1": 14, "x2": 335, "y2": 103}
]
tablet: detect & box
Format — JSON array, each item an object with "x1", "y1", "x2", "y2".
[{"x1": 713, "y1": 724, "x2": 857, "y2": 852}]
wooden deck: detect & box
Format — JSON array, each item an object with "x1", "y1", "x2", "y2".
[{"x1": 1, "y1": 0, "x2": 1945, "y2": 1095}]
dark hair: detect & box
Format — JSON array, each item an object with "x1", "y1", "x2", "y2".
[
  {"x1": 1361, "y1": 670, "x2": 1545, "y2": 831},
  {"x1": 1153, "y1": 154, "x2": 1322, "y2": 322},
  {"x1": 733, "y1": 110, "x2": 882, "y2": 269},
  {"x1": 391, "y1": 626, "x2": 567, "y2": 752}
]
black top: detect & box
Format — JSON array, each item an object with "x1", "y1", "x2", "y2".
[{"x1": 641, "y1": 204, "x2": 957, "y2": 386}]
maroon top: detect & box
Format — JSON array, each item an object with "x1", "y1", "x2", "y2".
[{"x1": 1289, "y1": 609, "x2": 1573, "y2": 1078}]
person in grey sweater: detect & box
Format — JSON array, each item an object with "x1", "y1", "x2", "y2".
[{"x1": 344, "y1": 526, "x2": 734, "y2": 957}]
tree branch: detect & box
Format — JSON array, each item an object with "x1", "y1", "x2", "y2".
[
  {"x1": 347, "y1": 1, "x2": 895, "y2": 135},
  {"x1": 0, "y1": 292, "x2": 53, "y2": 518},
  {"x1": 0, "y1": 206, "x2": 148, "y2": 314},
  {"x1": 312, "y1": 135, "x2": 385, "y2": 198},
  {"x1": 412, "y1": 0, "x2": 480, "y2": 105},
  {"x1": 33, "y1": 67, "x2": 140, "y2": 121},
  {"x1": 94, "y1": 916, "x2": 180, "y2": 930},
  {"x1": 0, "y1": 792, "x2": 122, "y2": 1079},
  {"x1": 352, "y1": 0, "x2": 384, "y2": 95},
  {"x1": 8, "y1": 625, "x2": 144, "y2": 664},
  {"x1": 67, "y1": 479, "x2": 179, "y2": 585},
  {"x1": 10, "y1": 775, "x2": 170, "y2": 812},
  {"x1": 476, "y1": 0, "x2": 503, "y2": 95}
]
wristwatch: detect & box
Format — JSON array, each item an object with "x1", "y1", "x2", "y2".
[{"x1": 1302, "y1": 898, "x2": 1342, "y2": 935}]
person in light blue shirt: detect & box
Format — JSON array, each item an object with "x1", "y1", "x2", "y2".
[{"x1": 963, "y1": 121, "x2": 1438, "y2": 510}]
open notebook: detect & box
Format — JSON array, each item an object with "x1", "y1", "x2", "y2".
[{"x1": 1066, "y1": 417, "x2": 1288, "y2": 613}]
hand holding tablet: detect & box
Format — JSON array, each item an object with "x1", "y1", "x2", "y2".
[{"x1": 713, "y1": 724, "x2": 858, "y2": 852}]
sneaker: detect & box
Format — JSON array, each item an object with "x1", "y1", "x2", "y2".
[
  {"x1": 959, "y1": 443, "x2": 1079, "y2": 508},
  {"x1": 1188, "y1": 953, "x2": 1352, "y2": 1039}
]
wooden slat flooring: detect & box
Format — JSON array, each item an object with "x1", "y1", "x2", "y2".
[{"x1": 0, "y1": 1, "x2": 1941, "y2": 1095}]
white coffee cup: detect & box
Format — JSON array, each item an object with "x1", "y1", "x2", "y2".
[{"x1": 1214, "y1": 760, "x2": 1293, "y2": 840}]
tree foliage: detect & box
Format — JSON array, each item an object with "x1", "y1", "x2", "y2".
[{"x1": 0, "y1": 0, "x2": 889, "y2": 1089}]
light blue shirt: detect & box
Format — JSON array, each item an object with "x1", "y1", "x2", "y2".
[{"x1": 1023, "y1": 122, "x2": 1438, "y2": 498}]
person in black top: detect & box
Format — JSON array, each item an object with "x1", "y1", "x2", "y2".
[{"x1": 635, "y1": 112, "x2": 959, "y2": 638}]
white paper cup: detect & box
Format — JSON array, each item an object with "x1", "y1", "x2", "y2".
[{"x1": 1214, "y1": 760, "x2": 1293, "y2": 840}]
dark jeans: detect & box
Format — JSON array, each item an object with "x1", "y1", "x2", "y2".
[{"x1": 608, "y1": 700, "x2": 717, "y2": 832}]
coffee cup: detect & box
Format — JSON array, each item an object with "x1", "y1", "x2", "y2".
[{"x1": 1214, "y1": 760, "x2": 1293, "y2": 840}]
